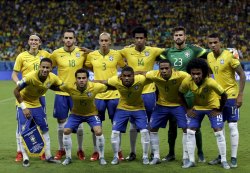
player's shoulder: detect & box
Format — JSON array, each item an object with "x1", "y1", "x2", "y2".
[
  {"x1": 17, "y1": 51, "x2": 29, "y2": 58},
  {"x1": 88, "y1": 50, "x2": 99, "y2": 56},
  {"x1": 52, "y1": 47, "x2": 64, "y2": 54},
  {"x1": 24, "y1": 71, "x2": 38, "y2": 80}
]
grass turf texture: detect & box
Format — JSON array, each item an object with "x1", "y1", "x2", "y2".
[{"x1": 0, "y1": 81, "x2": 249, "y2": 173}]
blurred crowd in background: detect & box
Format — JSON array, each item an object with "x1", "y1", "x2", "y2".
[{"x1": 0, "y1": 0, "x2": 249, "y2": 61}]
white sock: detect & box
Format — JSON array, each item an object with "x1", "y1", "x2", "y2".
[
  {"x1": 150, "y1": 132, "x2": 160, "y2": 159},
  {"x1": 92, "y1": 132, "x2": 97, "y2": 152},
  {"x1": 111, "y1": 130, "x2": 120, "y2": 158},
  {"x1": 229, "y1": 122, "x2": 239, "y2": 158},
  {"x1": 63, "y1": 134, "x2": 72, "y2": 159},
  {"x1": 186, "y1": 129, "x2": 196, "y2": 162},
  {"x1": 140, "y1": 129, "x2": 150, "y2": 158},
  {"x1": 58, "y1": 122, "x2": 66, "y2": 150},
  {"x1": 77, "y1": 123, "x2": 83, "y2": 151},
  {"x1": 43, "y1": 132, "x2": 52, "y2": 159},
  {"x1": 20, "y1": 139, "x2": 29, "y2": 161},
  {"x1": 96, "y1": 134, "x2": 105, "y2": 158},
  {"x1": 16, "y1": 127, "x2": 21, "y2": 152},
  {"x1": 214, "y1": 130, "x2": 227, "y2": 162},
  {"x1": 182, "y1": 133, "x2": 188, "y2": 160},
  {"x1": 130, "y1": 123, "x2": 138, "y2": 153},
  {"x1": 119, "y1": 133, "x2": 122, "y2": 152}
]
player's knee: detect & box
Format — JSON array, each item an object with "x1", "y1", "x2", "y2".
[
  {"x1": 63, "y1": 128, "x2": 72, "y2": 135},
  {"x1": 150, "y1": 128, "x2": 159, "y2": 132},
  {"x1": 93, "y1": 126, "x2": 102, "y2": 136},
  {"x1": 187, "y1": 129, "x2": 196, "y2": 135},
  {"x1": 58, "y1": 118, "x2": 66, "y2": 124},
  {"x1": 130, "y1": 123, "x2": 137, "y2": 131}
]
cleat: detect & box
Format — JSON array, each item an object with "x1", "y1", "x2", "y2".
[
  {"x1": 126, "y1": 152, "x2": 136, "y2": 161},
  {"x1": 182, "y1": 158, "x2": 190, "y2": 166},
  {"x1": 90, "y1": 151, "x2": 99, "y2": 161},
  {"x1": 230, "y1": 157, "x2": 237, "y2": 168},
  {"x1": 118, "y1": 151, "x2": 124, "y2": 161},
  {"x1": 111, "y1": 157, "x2": 119, "y2": 165},
  {"x1": 62, "y1": 157, "x2": 72, "y2": 166},
  {"x1": 182, "y1": 161, "x2": 195, "y2": 168},
  {"x1": 149, "y1": 158, "x2": 161, "y2": 165},
  {"x1": 77, "y1": 150, "x2": 85, "y2": 160},
  {"x1": 23, "y1": 159, "x2": 30, "y2": 167},
  {"x1": 99, "y1": 157, "x2": 107, "y2": 165},
  {"x1": 221, "y1": 161, "x2": 230, "y2": 169},
  {"x1": 162, "y1": 154, "x2": 175, "y2": 162},
  {"x1": 198, "y1": 153, "x2": 206, "y2": 163},
  {"x1": 142, "y1": 157, "x2": 149, "y2": 165},
  {"x1": 15, "y1": 151, "x2": 23, "y2": 162},
  {"x1": 208, "y1": 155, "x2": 221, "y2": 165},
  {"x1": 47, "y1": 156, "x2": 61, "y2": 164},
  {"x1": 54, "y1": 149, "x2": 66, "y2": 160},
  {"x1": 40, "y1": 153, "x2": 46, "y2": 161}
]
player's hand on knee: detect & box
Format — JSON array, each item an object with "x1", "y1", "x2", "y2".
[
  {"x1": 23, "y1": 108, "x2": 31, "y2": 119},
  {"x1": 187, "y1": 108, "x2": 196, "y2": 118},
  {"x1": 210, "y1": 109, "x2": 221, "y2": 117}
]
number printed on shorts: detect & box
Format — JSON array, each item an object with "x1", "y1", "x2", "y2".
[{"x1": 95, "y1": 116, "x2": 101, "y2": 122}]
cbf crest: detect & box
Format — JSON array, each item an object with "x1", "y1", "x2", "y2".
[
  {"x1": 46, "y1": 82, "x2": 51, "y2": 88},
  {"x1": 172, "y1": 79, "x2": 177, "y2": 85},
  {"x1": 203, "y1": 87, "x2": 209, "y2": 93},
  {"x1": 109, "y1": 56, "x2": 114, "y2": 61},
  {"x1": 134, "y1": 85, "x2": 139, "y2": 90},
  {"x1": 220, "y1": 59, "x2": 224, "y2": 64},
  {"x1": 76, "y1": 52, "x2": 80, "y2": 58},
  {"x1": 184, "y1": 51, "x2": 191, "y2": 58},
  {"x1": 87, "y1": 92, "x2": 92, "y2": 97},
  {"x1": 144, "y1": 51, "x2": 150, "y2": 57}
]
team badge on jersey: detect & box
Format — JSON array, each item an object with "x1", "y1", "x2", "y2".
[
  {"x1": 46, "y1": 82, "x2": 51, "y2": 88},
  {"x1": 184, "y1": 51, "x2": 191, "y2": 58},
  {"x1": 144, "y1": 51, "x2": 150, "y2": 57},
  {"x1": 134, "y1": 85, "x2": 139, "y2": 90},
  {"x1": 220, "y1": 59, "x2": 224, "y2": 64},
  {"x1": 109, "y1": 56, "x2": 114, "y2": 61},
  {"x1": 172, "y1": 79, "x2": 177, "y2": 85},
  {"x1": 203, "y1": 87, "x2": 208, "y2": 93},
  {"x1": 87, "y1": 92, "x2": 92, "y2": 97},
  {"x1": 76, "y1": 52, "x2": 80, "y2": 58}
]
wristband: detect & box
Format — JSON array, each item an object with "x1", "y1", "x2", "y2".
[{"x1": 20, "y1": 102, "x2": 26, "y2": 110}]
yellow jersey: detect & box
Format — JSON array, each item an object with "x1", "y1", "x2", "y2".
[
  {"x1": 50, "y1": 47, "x2": 86, "y2": 96},
  {"x1": 119, "y1": 46, "x2": 164, "y2": 94},
  {"x1": 60, "y1": 82, "x2": 107, "y2": 116}
]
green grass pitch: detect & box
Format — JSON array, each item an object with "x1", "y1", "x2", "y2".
[{"x1": 0, "y1": 81, "x2": 249, "y2": 173}]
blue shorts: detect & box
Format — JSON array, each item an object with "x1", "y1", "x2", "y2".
[
  {"x1": 53, "y1": 95, "x2": 73, "y2": 120},
  {"x1": 150, "y1": 104, "x2": 187, "y2": 129},
  {"x1": 95, "y1": 99, "x2": 119, "y2": 121},
  {"x1": 142, "y1": 92, "x2": 156, "y2": 120},
  {"x1": 186, "y1": 110, "x2": 224, "y2": 129},
  {"x1": 65, "y1": 114, "x2": 102, "y2": 133},
  {"x1": 16, "y1": 96, "x2": 47, "y2": 121},
  {"x1": 39, "y1": 96, "x2": 46, "y2": 113},
  {"x1": 112, "y1": 109, "x2": 148, "y2": 133},
  {"x1": 222, "y1": 99, "x2": 239, "y2": 122},
  {"x1": 17, "y1": 107, "x2": 48, "y2": 133}
]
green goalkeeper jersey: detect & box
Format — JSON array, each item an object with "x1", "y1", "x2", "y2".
[{"x1": 160, "y1": 44, "x2": 207, "y2": 71}]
